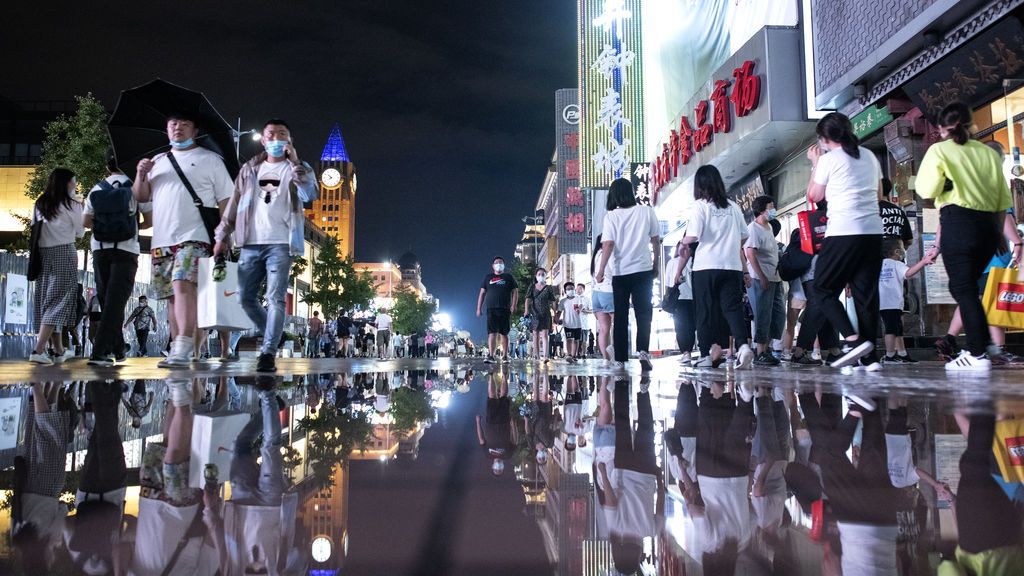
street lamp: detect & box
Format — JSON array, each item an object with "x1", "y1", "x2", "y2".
[
  {"x1": 232, "y1": 117, "x2": 262, "y2": 157},
  {"x1": 522, "y1": 214, "x2": 543, "y2": 264}
]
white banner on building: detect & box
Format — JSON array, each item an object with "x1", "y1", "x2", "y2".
[{"x1": 5, "y1": 273, "x2": 28, "y2": 324}]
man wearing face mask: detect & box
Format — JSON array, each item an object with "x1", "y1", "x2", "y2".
[
  {"x1": 745, "y1": 196, "x2": 784, "y2": 366},
  {"x1": 213, "y1": 119, "x2": 319, "y2": 372},
  {"x1": 133, "y1": 112, "x2": 234, "y2": 369},
  {"x1": 477, "y1": 256, "x2": 518, "y2": 364}
]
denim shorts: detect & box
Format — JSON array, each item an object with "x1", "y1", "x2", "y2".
[{"x1": 591, "y1": 290, "x2": 614, "y2": 313}]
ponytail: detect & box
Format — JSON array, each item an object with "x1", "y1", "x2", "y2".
[
  {"x1": 816, "y1": 112, "x2": 860, "y2": 159},
  {"x1": 937, "y1": 102, "x2": 972, "y2": 145}
]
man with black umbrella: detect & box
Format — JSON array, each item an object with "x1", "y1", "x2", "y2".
[{"x1": 133, "y1": 112, "x2": 234, "y2": 369}]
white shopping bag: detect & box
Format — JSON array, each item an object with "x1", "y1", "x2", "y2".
[
  {"x1": 189, "y1": 411, "x2": 251, "y2": 488},
  {"x1": 197, "y1": 258, "x2": 256, "y2": 331}
]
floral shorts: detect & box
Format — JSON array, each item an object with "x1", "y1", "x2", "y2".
[{"x1": 151, "y1": 242, "x2": 210, "y2": 300}]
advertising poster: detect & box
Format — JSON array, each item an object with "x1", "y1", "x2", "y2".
[
  {"x1": 922, "y1": 233, "x2": 955, "y2": 305},
  {"x1": 5, "y1": 273, "x2": 28, "y2": 325},
  {"x1": 0, "y1": 397, "x2": 22, "y2": 450}
]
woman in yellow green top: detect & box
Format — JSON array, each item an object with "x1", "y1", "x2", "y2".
[{"x1": 917, "y1": 102, "x2": 1012, "y2": 371}]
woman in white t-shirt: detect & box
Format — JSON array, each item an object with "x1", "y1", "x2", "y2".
[
  {"x1": 594, "y1": 178, "x2": 661, "y2": 370},
  {"x1": 805, "y1": 112, "x2": 884, "y2": 370},
  {"x1": 590, "y1": 234, "x2": 615, "y2": 363},
  {"x1": 28, "y1": 168, "x2": 83, "y2": 365},
  {"x1": 682, "y1": 165, "x2": 755, "y2": 369},
  {"x1": 665, "y1": 240, "x2": 696, "y2": 365}
]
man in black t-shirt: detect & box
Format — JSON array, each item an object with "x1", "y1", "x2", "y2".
[
  {"x1": 879, "y1": 178, "x2": 913, "y2": 249},
  {"x1": 476, "y1": 256, "x2": 519, "y2": 364}
]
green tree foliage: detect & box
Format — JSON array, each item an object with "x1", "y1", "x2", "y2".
[
  {"x1": 389, "y1": 386, "x2": 435, "y2": 434},
  {"x1": 390, "y1": 285, "x2": 436, "y2": 335},
  {"x1": 511, "y1": 258, "x2": 536, "y2": 317},
  {"x1": 302, "y1": 236, "x2": 377, "y2": 317},
  {"x1": 297, "y1": 407, "x2": 374, "y2": 488},
  {"x1": 26, "y1": 94, "x2": 109, "y2": 201}
]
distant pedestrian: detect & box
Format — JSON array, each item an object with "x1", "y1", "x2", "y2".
[
  {"x1": 85, "y1": 157, "x2": 152, "y2": 367},
  {"x1": 133, "y1": 112, "x2": 234, "y2": 368},
  {"x1": 375, "y1": 310, "x2": 393, "y2": 359},
  {"x1": 124, "y1": 295, "x2": 157, "y2": 357},
  {"x1": 879, "y1": 244, "x2": 933, "y2": 363},
  {"x1": 576, "y1": 282, "x2": 591, "y2": 358},
  {"x1": 524, "y1": 267, "x2": 558, "y2": 362},
  {"x1": 590, "y1": 234, "x2": 615, "y2": 364},
  {"x1": 556, "y1": 282, "x2": 584, "y2": 364},
  {"x1": 745, "y1": 195, "x2": 784, "y2": 366},
  {"x1": 665, "y1": 240, "x2": 696, "y2": 365},
  {"x1": 477, "y1": 256, "x2": 518, "y2": 364},
  {"x1": 28, "y1": 168, "x2": 83, "y2": 365},
  {"x1": 595, "y1": 178, "x2": 661, "y2": 371},
  {"x1": 804, "y1": 112, "x2": 885, "y2": 370},
  {"x1": 214, "y1": 119, "x2": 318, "y2": 372},
  {"x1": 307, "y1": 311, "x2": 323, "y2": 357}
]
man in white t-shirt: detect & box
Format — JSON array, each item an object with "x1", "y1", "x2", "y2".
[
  {"x1": 575, "y1": 282, "x2": 592, "y2": 357},
  {"x1": 556, "y1": 283, "x2": 585, "y2": 364},
  {"x1": 214, "y1": 119, "x2": 318, "y2": 372},
  {"x1": 84, "y1": 157, "x2": 152, "y2": 367},
  {"x1": 133, "y1": 112, "x2": 234, "y2": 368},
  {"x1": 375, "y1": 311, "x2": 393, "y2": 359},
  {"x1": 744, "y1": 196, "x2": 784, "y2": 366}
]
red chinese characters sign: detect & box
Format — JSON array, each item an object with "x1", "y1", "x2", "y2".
[
  {"x1": 651, "y1": 60, "x2": 762, "y2": 199},
  {"x1": 556, "y1": 89, "x2": 587, "y2": 253}
]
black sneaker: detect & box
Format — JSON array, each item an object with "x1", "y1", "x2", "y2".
[
  {"x1": 825, "y1": 352, "x2": 842, "y2": 364},
  {"x1": 884, "y1": 354, "x2": 911, "y2": 364},
  {"x1": 753, "y1": 351, "x2": 781, "y2": 366},
  {"x1": 789, "y1": 353, "x2": 822, "y2": 366},
  {"x1": 900, "y1": 353, "x2": 918, "y2": 364},
  {"x1": 87, "y1": 355, "x2": 115, "y2": 367},
  {"x1": 484, "y1": 355, "x2": 495, "y2": 364},
  {"x1": 256, "y1": 353, "x2": 276, "y2": 373}
]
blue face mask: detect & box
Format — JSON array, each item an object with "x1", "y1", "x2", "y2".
[
  {"x1": 566, "y1": 289, "x2": 576, "y2": 298},
  {"x1": 169, "y1": 138, "x2": 194, "y2": 149},
  {"x1": 767, "y1": 209, "x2": 778, "y2": 220},
  {"x1": 265, "y1": 140, "x2": 288, "y2": 158}
]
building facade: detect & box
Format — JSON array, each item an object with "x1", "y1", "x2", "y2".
[{"x1": 307, "y1": 123, "x2": 357, "y2": 258}]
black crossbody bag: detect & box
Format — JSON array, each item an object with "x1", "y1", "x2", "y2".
[{"x1": 166, "y1": 152, "x2": 220, "y2": 244}]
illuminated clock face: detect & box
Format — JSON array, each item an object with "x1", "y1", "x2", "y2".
[
  {"x1": 311, "y1": 536, "x2": 332, "y2": 563},
  {"x1": 321, "y1": 168, "x2": 342, "y2": 189},
  {"x1": 351, "y1": 173, "x2": 357, "y2": 193}
]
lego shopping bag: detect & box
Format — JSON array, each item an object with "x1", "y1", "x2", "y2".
[
  {"x1": 993, "y1": 418, "x2": 1024, "y2": 483},
  {"x1": 197, "y1": 257, "x2": 256, "y2": 332},
  {"x1": 982, "y1": 267, "x2": 1024, "y2": 330}
]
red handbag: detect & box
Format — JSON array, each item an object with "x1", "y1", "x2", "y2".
[{"x1": 797, "y1": 205, "x2": 828, "y2": 255}]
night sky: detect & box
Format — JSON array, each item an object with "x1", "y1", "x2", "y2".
[{"x1": 0, "y1": 1, "x2": 576, "y2": 333}]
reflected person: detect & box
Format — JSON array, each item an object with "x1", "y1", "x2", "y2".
[{"x1": 476, "y1": 368, "x2": 518, "y2": 476}]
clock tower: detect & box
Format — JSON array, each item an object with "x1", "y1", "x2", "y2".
[{"x1": 308, "y1": 122, "x2": 357, "y2": 258}]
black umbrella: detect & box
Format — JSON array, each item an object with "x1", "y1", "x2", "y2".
[{"x1": 107, "y1": 78, "x2": 240, "y2": 179}]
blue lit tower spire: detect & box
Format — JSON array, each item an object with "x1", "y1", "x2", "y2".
[{"x1": 320, "y1": 123, "x2": 350, "y2": 162}]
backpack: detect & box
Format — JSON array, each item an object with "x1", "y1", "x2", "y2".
[
  {"x1": 89, "y1": 179, "x2": 136, "y2": 244},
  {"x1": 778, "y1": 230, "x2": 814, "y2": 281}
]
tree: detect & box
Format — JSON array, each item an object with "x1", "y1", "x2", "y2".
[
  {"x1": 511, "y1": 258, "x2": 537, "y2": 317},
  {"x1": 389, "y1": 386, "x2": 435, "y2": 434},
  {"x1": 390, "y1": 285, "x2": 436, "y2": 335},
  {"x1": 297, "y1": 407, "x2": 374, "y2": 488},
  {"x1": 302, "y1": 236, "x2": 377, "y2": 317}
]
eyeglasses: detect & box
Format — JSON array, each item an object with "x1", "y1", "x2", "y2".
[{"x1": 259, "y1": 179, "x2": 280, "y2": 203}]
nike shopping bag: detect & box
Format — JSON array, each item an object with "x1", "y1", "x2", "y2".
[{"x1": 197, "y1": 257, "x2": 256, "y2": 332}]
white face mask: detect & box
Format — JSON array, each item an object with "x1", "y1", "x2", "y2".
[
  {"x1": 493, "y1": 263, "x2": 505, "y2": 274},
  {"x1": 566, "y1": 289, "x2": 576, "y2": 298},
  {"x1": 536, "y1": 274, "x2": 546, "y2": 283}
]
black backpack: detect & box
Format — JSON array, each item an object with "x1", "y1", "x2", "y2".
[
  {"x1": 89, "y1": 179, "x2": 136, "y2": 244},
  {"x1": 778, "y1": 230, "x2": 813, "y2": 281}
]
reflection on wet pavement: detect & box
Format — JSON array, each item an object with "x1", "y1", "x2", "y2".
[{"x1": 0, "y1": 366, "x2": 1023, "y2": 575}]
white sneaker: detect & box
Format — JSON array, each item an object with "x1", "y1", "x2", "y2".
[
  {"x1": 737, "y1": 383, "x2": 755, "y2": 403},
  {"x1": 694, "y1": 356, "x2": 717, "y2": 368},
  {"x1": 606, "y1": 344, "x2": 614, "y2": 358},
  {"x1": 735, "y1": 344, "x2": 754, "y2": 370},
  {"x1": 610, "y1": 361, "x2": 625, "y2": 371},
  {"x1": 945, "y1": 350, "x2": 991, "y2": 372},
  {"x1": 50, "y1": 350, "x2": 74, "y2": 365},
  {"x1": 29, "y1": 353, "x2": 52, "y2": 365},
  {"x1": 158, "y1": 338, "x2": 191, "y2": 369},
  {"x1": 830, "y1": 341, "x2": 874, "y2": 368},
  {"x1": 846, "y1": 392, "x2": 877, "y2": 412}
]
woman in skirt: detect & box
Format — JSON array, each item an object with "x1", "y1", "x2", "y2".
[{"x1": 29, "y1": 168, "x2": 83, "y2": 365}]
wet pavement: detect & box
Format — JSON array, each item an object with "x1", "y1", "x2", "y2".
[{"x1": 0, "y1": 355, "x2": 1022, "y2": 575}]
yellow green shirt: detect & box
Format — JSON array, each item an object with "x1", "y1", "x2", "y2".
[{"x1": 915, "y1": 139, "x2": 1011, "y2": 212}]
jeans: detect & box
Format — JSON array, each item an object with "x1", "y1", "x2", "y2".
[
  {"x1": 808, "y1": 235, "x2": 882, "y2": 361},
  {"x1": 611, "y1": 270, "x2": 654, "y2": 362},
  {"x1": 692, "y1": 269, "x2": 749, "y2": 356},
  {"x1": 230, "y1": 389, "x2": 285, "y2": 505},
  {"x1": 238, "y1": 244, "x2": 292, "y2": 355},
  {"x1": 672, "y1": 299, "x2": 696, "y2": 354},
  {"x1": 940, "y1": 206, "x2": 1003, "y2": 355},
  {"x1": 135, "y1": 329, "x2": 149, "y2": 357},
  {"x1": 697, "y1": 387, "x2": 754, "y2": 478},
  {"x1": 747, "y1": 280, "x2": 785, "y2": 345},
  {"x1": 92, "y1": 249, "x2": 138, "y2": 357}
]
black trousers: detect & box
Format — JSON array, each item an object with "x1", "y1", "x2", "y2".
[
  {"x1": 940, "y1": 206, "x2": 1003, "y2": 355},
  {"x1": 957, "y1": 414, "x2": 1023, "y2": 553},
  {"x1": 613, "y1": 381, "x2": 658, "y2": 474},
  {"x1": 672, "y1": 299, "x2": 697, "y2": 354},
  {"x1": 798, "y1": 392, "x2": 842, "y2": 466},
  {"x1": 795, "y1": 280, "x2": 840, "y2": 352},
  {"x1": 135, "y1": 329, "x2": 149, "y2": 356},
  {"x1": 92, "y1": 249, "x2": 138, "y2": 357},
  {"x1": 79, "y1": 382, "x2": 127, "y2": 494},
  {"x1": 692, "y1": 269, "x2": 749, "y2": 356},
  {"x1": 612, "y1": 270, "x2": 654, "y2": 362},
  {"x1": 753, "y1": 396, "x2": 791, "y2": 464},
  {"x1": 820, "y1": 406, "x2": 899, "y2": 525},
  {"x1": 807, "y1": 235, "x2": 882, "y2": 361},
  {"x1": 696, "y1": 387, "x2": 753, "y2": 478}
]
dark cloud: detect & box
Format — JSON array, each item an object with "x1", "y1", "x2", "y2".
[{"x1": 1, "y1": 0, "x2": 575, "y2": 332}]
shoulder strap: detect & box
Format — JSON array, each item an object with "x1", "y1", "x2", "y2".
[{"x1": 166, "y1": 152, "x2": 205, "y2": 208}]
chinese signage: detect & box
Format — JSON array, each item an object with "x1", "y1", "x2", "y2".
[
  {"x1": 850, "y1": 104, "x2": 894, "y2": 139},
  {"x1": 650, "y1": 60, "x2": 762, "y2": 199},
  {"x1": 557, "y1": 89, "x2": 587, "y2": 254},
  {"x1": 729, "y1": 172, "x2": 765, "y2": 223},
  {"x1": 589, "y1": 0, "x2": 637, "y2": 179},
  {"x1": 905, "y1": 17, "x2": 1024, "y2": 119},
  {"x1": 630, "y1": 162, "x2": 651, "y2": 205}
]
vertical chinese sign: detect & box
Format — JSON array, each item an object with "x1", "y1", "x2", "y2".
[
  {"x1": 590, "y1": 0, "x2": 636, "y2": 181},
  {"x1": 630, "y1": 162, "x2": 651, "y2": 206},
  {"x1": 557, "y1": 89, "x2": 586, "y2": 254}
]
